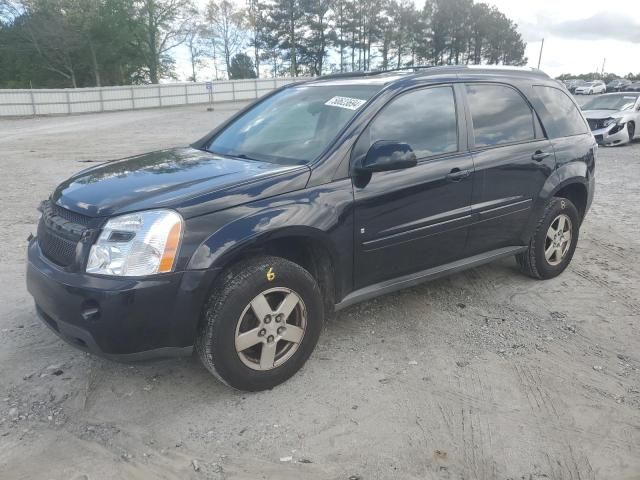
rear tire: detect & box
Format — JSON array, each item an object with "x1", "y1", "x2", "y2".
[
  {"x1": 196, "y1": 256, "x2": 324, "y2": 391},
  {"x1": 516, "y1": 198, "x2": 580, "y2": 280}
]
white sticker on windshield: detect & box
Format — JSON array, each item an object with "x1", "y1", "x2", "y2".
[{"x1": 325, "y1": 96, "x2": 367, "y2": 110}]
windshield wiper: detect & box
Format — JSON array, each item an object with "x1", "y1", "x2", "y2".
[{"x1": 235, "y1": 153, "x2": 259, "y2": 161}]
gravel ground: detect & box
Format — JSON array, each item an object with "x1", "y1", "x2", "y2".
[{"x1": 0, "y1": 104, "x2": 639, "y2": 480}]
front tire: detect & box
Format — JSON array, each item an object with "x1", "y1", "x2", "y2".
[
  {"x1": 516, "y1": 198, "x2": 580, "y2": 280},
  {"x1": 628, "y1": 122, "x2": 636, "y2": 144},
  {"x1": 196, "y1": 256, "x2": 324, "y2": 391}
]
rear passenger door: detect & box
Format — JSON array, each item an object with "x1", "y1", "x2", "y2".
[{"x1": 463, "y1": 83, "x2": 555, "y2": 256}]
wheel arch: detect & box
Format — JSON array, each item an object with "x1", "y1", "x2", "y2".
[
  {"x1": 524, "y1": 163, "x2": 591, "y2": 241},
  {"x1": 552, "y1": 181, "x2": 589, "y2": 221},
  {"x1": 190, "y1": 225, "x2": 345, "y2": 313}
]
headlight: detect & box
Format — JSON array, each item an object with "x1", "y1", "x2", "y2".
[
  {"x1": 87, "y1": 209, "x2": 183, "y2": 276},
  {"x1": 603, "y1": 118, "x2": 617, "y2": 127}
]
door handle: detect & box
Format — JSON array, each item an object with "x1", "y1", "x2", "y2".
[
  {"x1": 447, "y1": 168, "x2": 471, "y2": 181},
  {"x1": 532, "y1": 150, "x2": 552, "y2": 161}
]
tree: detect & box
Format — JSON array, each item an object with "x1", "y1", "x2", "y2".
[
  {"x1": 229, "y1": 52, "x2": 256, "y2": 79},
  {"x1": 299, "y1": 0, "x2": 333, "y2": 75},
  {"x1": 5, "y1": 0, "x2": 83, "y2": 87},
  {"x1": 205, "y1": 0, "x2": 244, "y2": 78},
  {"x1": 183, "y1": 9, "x2": 207, "y2": 81},
  {"x1": 134, "y1": 0, "x2": 192, "y2": 83},
  {"x1": 245, "y1": 0, "x2": 266, "y2": 78},
  {"x1": 268, "y1": 0, "x2": 305, "y2": 76}
]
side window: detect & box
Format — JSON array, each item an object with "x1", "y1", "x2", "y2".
[
  {"x1": 368, "y1": 86, "x2": 458, "y2": 159},
  {"x1": 533, "y1": 86, "x2": 589, "y2": 138},
  {"x1": 465, "y1": 84, "x2": 535, "y2": 148}
]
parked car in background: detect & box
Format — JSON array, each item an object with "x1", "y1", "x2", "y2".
[
  {"x1": 606, "y1": 79, "x2": 631, "y2": 92},
  {"x1": 625, "y1": 82, "x2": 640, "y2": 92},
  {"x1": 566, "y1": 79, "x2": 587, "y2": 93},
  {"x1": 582, "y1": 92, "x2": 640, "y2": 146},
  {"x1": 575, "y1": 81, "x2": 606, "y2": 95}
]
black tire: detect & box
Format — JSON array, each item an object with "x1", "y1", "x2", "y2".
[
  {"x1": 516, "y1": 197, "x2": 580, "y2": 280},
  {"x1": 628, "y1": 122, "x2": 635, "y2": 144},
  {"x1": 195, "y1": 255, "x2": 324, "y2": 391}
]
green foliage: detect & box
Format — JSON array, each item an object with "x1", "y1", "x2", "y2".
[
  {"x1": 0, "y1": 0, "x2": 532, "y2": 88},
  {"x1": 229, "y1": 52, "x2": 257, "y2": 79}
]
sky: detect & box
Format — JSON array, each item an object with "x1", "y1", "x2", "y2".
[
  {"x1": 487, "y1": 0, "x2": 640, "y2": 77},
  {"x1": 176, "y1": 0, "x2": 640, "y2": 80}
]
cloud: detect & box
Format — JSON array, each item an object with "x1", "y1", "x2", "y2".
[{"x1": 521, "y1": 13, "x2": 640, "y2": 44}]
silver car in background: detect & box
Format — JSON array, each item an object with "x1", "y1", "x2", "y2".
[
  {"x1": 581, "y1": 92, "x2": 640, "y2": 146},
  {"x1": 575, "y1": 80, "x2": 606, "y2": 95}
]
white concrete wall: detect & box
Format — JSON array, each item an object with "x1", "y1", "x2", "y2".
[{"x1": 0, "y1": 77, "x2": 309, "y2": 117}]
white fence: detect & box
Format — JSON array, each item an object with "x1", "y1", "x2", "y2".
[{"x1": 0, "y1": 77, "x2": 310, "y2": 117}]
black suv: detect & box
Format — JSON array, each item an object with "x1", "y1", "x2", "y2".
[{"x1": 27, "y1": 67, "x2": 596, "y2": 391}]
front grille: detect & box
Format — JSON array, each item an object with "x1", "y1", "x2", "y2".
[
  {"x1": 37, "y1": 200, "x2": 91, "y2": 267},
  {"x1": 49, "y1": 202, "x2": 92, "y2": 226}
]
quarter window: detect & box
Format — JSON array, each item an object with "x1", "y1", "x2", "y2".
[
  {"x1": 465, "y1": 84, "x2": 536, "y2": 147},
  {"x1": 533, "y1": 86, "x2": 589, "y2": 138},
  {"x1": 368, "y1": 86, "x2": 458, "y2": 159}
]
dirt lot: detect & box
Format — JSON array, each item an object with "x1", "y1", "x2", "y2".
[{"x1": 0, "y1": 104, "x2": 639, "y2": 480}]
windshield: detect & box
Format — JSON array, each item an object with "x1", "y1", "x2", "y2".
[
  {"x1": 582, "y1": 93, "x2": 639, "y2": 111},
  {"x1": 207, "y1": 84, "x2": 380, "y2": 164}
]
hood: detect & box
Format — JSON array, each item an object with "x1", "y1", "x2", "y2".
[
  {"x1": 583, "y1": 109, "x2": 623, "y2": 120},
  {"x1": 52, "y1": 147, "x2": 311, "y2": 218}
]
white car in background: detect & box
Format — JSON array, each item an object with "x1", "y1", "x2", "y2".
[
  {"x1": 582, "y1": 92, "x2": 640, "y2": 146},
  {"x1": 575, "y1": 80, "x2": 606, "y2": 95}
]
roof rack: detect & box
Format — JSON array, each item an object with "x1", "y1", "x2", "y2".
[
  {"x1": 316, "y1": 64, "x2": 546, "y2": 82},
  {"x1": 318, "y1": 65, "x2": 434, "y2": 81}
]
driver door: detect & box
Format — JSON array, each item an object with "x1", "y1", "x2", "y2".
[{"x1": 352, "y1": 85, "x2": 475, "y2": 289}]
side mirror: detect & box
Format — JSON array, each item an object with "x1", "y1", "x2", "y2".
[{"x1": 357, "y1": 141, "x2": 417, "y2": 173}]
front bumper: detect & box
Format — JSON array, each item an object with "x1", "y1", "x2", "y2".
[
  {"x1": 591, "y1": 123, "x2": 629, "y2": 146},
  {"x1": 27, "y1": 237, "x2": 219, "y2": 359}
]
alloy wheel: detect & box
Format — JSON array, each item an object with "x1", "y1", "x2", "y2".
[
  {"x1": 234, "y1": 287, "x2": 307, "y2": 371},
  {"x1": 544, "y1": 214, "x2": 572, "y2": 266}
]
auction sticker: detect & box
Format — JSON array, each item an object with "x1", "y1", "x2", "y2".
[{"x1": 325, "y1": 96, "x2": 367, "y2": 110}]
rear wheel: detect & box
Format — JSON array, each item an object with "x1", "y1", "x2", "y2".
[
  {"x1": 196, "y1": 255, "x2": 324, "y2": 391},
  {"x1": 516, "y1": 197, "x2": 580, "y2": 279}
]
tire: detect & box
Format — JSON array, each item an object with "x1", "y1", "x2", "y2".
[
  {"x1": 516, "y1": 197, "x2": 580, "y2": 280},
  {"x1": 196, "y1": 255, "x2": 324, "y2": 391},
  {"x1": 628, "y1": 122, "x2": 635, "y2": 144}
]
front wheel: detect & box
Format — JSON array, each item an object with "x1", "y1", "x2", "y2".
[
  {"x1": 628, "y1": 122, "x2": 636, "y2": 144},
  {"x1": 516, "y1": 197, "x2": 580, "y2": 279},
  {"x1": 196, "y1": 256, "x2": 324, "y2": 391}
]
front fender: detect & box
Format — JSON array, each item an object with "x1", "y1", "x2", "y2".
[{"x1": 186, "y1": 180, "x2": 355, "y2": 298}]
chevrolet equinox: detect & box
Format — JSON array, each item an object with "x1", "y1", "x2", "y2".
[{"x1": 27, "y1": 66, "x2": 596, "y2": 391}]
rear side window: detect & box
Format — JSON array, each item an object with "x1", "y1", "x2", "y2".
[
  {"x1": 465, "y1": 84, "x2": 535, "y2": 148},
  {"x1": 534, "y1": 86, "x2": 589, "y2": 138},
  {"x1": 368, "y1": 86, "x2": 458, "y2": 159}
]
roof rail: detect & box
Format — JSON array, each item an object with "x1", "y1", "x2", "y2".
[
  {"x1": 317, "y1": 64, "x2": 546, "y2": 82},
  {"x1": 318, "y1": 65, "x2": 434, "y2": 81},
  {"x1": 372, "y1": 66, "x2": 435, "y2": 73}
]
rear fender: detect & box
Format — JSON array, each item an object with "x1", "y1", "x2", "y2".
[{"x1": 523, "y1": 161, "x2": 591, "y2": 241}]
